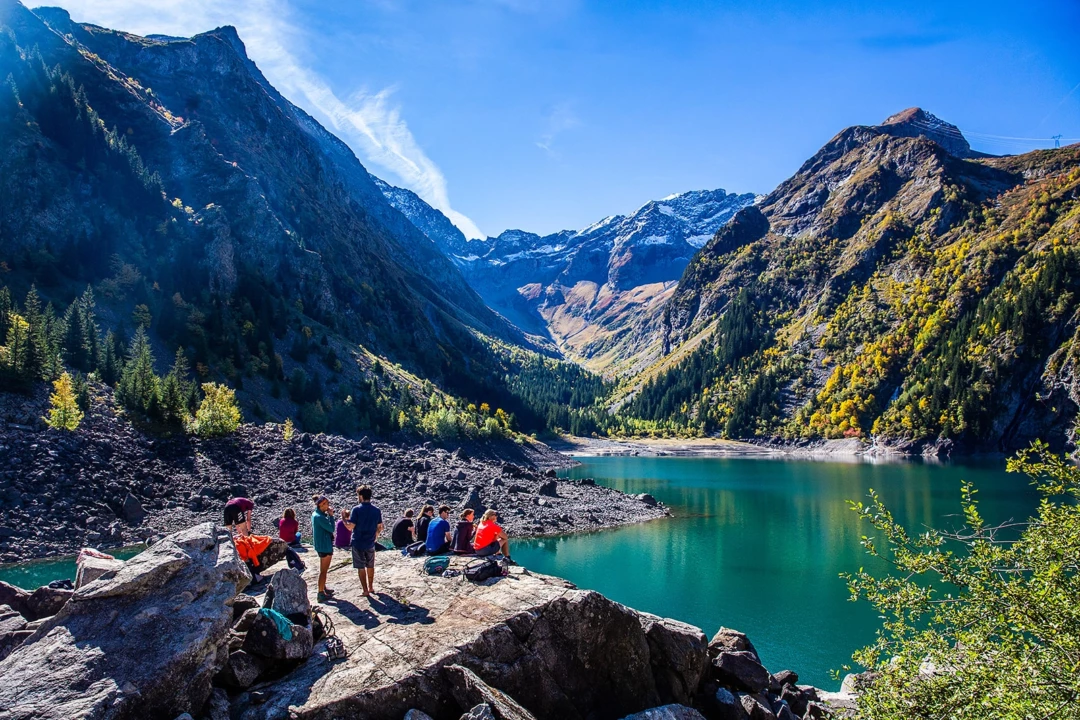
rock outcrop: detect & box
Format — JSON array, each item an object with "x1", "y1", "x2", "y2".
[
  {"x1": 0, "y1": 522, "x2": 249, "y2": 720},
  {"x1": 0, "y1": 523, "x2": 848, "y2": 720}
]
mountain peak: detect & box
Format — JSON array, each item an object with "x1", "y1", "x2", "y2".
[{"x1": 876, "y1": 106, "x2": 975, "y2": 158}]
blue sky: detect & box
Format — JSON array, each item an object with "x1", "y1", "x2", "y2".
[{"x1": 51, "y1": 0, "x2": 1080, "y2": 238}]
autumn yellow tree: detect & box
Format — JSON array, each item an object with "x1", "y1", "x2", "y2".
[
  {"x1": 44, "y1": 371, "x2": 83, "y2": 431},
  {"x1": 189, "y1": 382, "x2": 241, "y2": 437}
]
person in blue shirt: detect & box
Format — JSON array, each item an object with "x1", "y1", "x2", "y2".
[
  {"x1": 425, "y1": 505, "x2": 453, "y2": 555},
  {"x1": 346, "y1": 485, "x2": 383, "y2": 598},
  {"x1": 310, "y1": 495, "x2": 337, "y2": 603}
]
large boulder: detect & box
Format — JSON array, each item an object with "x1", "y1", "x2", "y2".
[
  {"x1": 215, "y1": 649, "x2": 272, "y2": 689},
  {"x1": 712, "y1": 651, "x2": 770, "y2": 693},
  {"x1": 0, "y1": 580, "x2": 31, "y2": 618},
  {"x1": 708, "y1": 627, "x2": 760, "y2": 663},
  {"x1": 639, "y1": 614, "x2": 709, "y2": 705},
  {"x1": 121, "y1": 494, "x2": 146, "y2": 524},
  {"x1": 241, "y1": 609, "x2": 314, "y2": 661},
  {"x1": 24, "y1": 585, "x2": 73, "y2": 620},
  {"x1": 0, "y1": 522, "x2": 250, "y2": 720},
  {"x1": 269, "y1": 568, "x2": 310, "y2": 620}
]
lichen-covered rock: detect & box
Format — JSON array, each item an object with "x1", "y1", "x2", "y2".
[
  {"x1": 0, "y1": 522, "x2": 249, "y2": 720},
  {"x1": 24, "y1": 586, "x2": 72, "y2": 620}
]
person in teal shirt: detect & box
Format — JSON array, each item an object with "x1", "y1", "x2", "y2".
[{"x1": 311, "y1": 495, "x2": 337, "y2": 603}]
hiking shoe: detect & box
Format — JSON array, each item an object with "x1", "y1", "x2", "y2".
[
  {"x1": 317, "y1": 591, "x2": 328, "y2": 603},
  {"x1": 322, "y1": 588, "x2": 335, "y2": 598}
]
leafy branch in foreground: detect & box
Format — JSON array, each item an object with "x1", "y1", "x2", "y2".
[{"x1": 843, "y1": 440, "x2": 1080, "y2": 719}]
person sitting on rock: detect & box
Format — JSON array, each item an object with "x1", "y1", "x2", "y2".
[
  {"x1": 224, "y1": 497, "x2": 255, "y2": 537},
  {"x1": 345, "y1": 485, "x2": 383, "y2": 598},
  {"x1": 425, "y1": 505, "x2": 453, "y2": 555},
  {"x1": 390, "y1": 509, "x2": 416, "y2": 549},
  {"x1": 415, "y1": 505, "x2": 435, "y2": 544},
  {"x1": 310, "y1": 495, "x2": 336, "y2": 603},
  {"x1": 276, "y1": 508, "x2": 302, "y2": 546},
  {"x1": 473, "y1": 509, "x2": 511, "y2": 560},
  {"x1": 450, "y1": 508, "x2": 476, "y2": 555},
  {"x1": 334, "y1": 508, "x2": 352, "y2": 549}
]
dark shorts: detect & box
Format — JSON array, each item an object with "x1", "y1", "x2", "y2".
[
  {"x1": 351, "y1": 547, "x2": 376, "y2": 569},
  {"x1": 318, "y1": 551, "x2": 334, "y2": 558},
  {"x1": 223, "y1": 505, "x2": 247, "y2": 527},
  {"x1": 474, "y1": 541, "x2": 500, "y2": 557}
]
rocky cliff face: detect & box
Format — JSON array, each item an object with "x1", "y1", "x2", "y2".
[
  {"x1": 629, "y1": 109, "x2": 1080, "y2": 454},
  {"x1": 0, "y1": 1, "x2": 528, "y2": 393},
  {"x1": 378, "y1": 182, "x2": 755, "y2": 373}
]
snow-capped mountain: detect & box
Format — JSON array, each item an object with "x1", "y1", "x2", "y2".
[{"x1": 375, "y1": 181, "x2": 755, "y2": 372}]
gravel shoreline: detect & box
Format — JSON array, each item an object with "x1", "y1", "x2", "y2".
[{"x1": 0, "y1": 392, "x2": 668, "y2": 564}]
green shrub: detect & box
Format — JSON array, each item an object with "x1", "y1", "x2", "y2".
[
  {"x1": 189, "y1": 382, "x2": 241, "y2": 437},
  {"x1": 844, "y1": 440, "x2": 1080, "y2": 719}
]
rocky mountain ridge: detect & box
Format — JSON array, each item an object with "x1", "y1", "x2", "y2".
[
  {"x1": 0, "y1": 1, "x2": 553, "y2": 425},
  {"x1": 378, "y1": 181, "x2": 756, "y2": 373},
  {"x1": 623, "y1": 108, "x2": 1080, "y2": 454}
]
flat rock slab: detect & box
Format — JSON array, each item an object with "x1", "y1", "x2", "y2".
[{"x1": 236, "y1": 550, "x2": 685, "y2": 720}]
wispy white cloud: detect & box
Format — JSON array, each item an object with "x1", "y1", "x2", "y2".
[
  {"x1": 48, "y1": 0, "x2": 485, "y2": 239},
  {"x1": 535, "y1": 101, "x2": 580, "y2": 158}
]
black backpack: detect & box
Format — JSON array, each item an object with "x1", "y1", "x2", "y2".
[
  {"x1": 405, "y1": 540, "x2": 427, "y2": 558},
  {"x1": 464, "y1": 558, "x2": 500, "y2": 583}
]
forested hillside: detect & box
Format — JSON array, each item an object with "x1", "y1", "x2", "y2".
[
  {"x1": 0, "y1": 1, "x2": 599, "y2": 440},
  {"x1": 623, "y1": 109, "x2": 1080, "y2": 454}
]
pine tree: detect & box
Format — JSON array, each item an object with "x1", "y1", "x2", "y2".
[
  {"x1": 101, "y1": 330, "x2": 120, "y2": 386},
  {"x1": 160, "y1": 347, "x2": 194, "y2": 424},
  {"x1": 21, "y1": 286, "x2": 45, "y2": 381},
  {"x1": 0, "y1": 314, "x2": 32, "y2": 386},
  {"x1": 44, "y1": 371, "x2": 83, "y2": 431},
  {"x1": 117, "y1": 326, "x2": 159, "y2": 416},
  {"x1": 0, "y1": 286, "x2": 11, "y2": 340}
]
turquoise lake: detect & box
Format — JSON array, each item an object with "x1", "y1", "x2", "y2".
[{"x1": 515, "y1": 455, "x2": 1040, "y2": 690}]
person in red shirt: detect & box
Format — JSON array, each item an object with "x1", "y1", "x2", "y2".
[
  {"x1": 276, "y1": 508, "x2": 301, "y2": 545},
  {"x1": 473, "y1": 509, "x2": 510, "y2": 559}
]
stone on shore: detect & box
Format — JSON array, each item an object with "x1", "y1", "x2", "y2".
[
  {"x1": 0, "y1": 522, "x2": 249, "y2": 720},
  {"x1": 0, "y1": 580, "x2": 30, "y2": 618},
  {"x1": 24, "y1": 585, "x2": 73, "y2": 620},
  {"x1": 639, "y1": 614, "x2": 710, "y2": 705},
  {"x1": 712, "y1": 651, "x2": 771, "y2": 693},
  {"x1": 241, "y1": 610, "x2": 314, "y2": 661},
  {"x1": 709, "y1": 627, "x2": 761, "y2": 663}
]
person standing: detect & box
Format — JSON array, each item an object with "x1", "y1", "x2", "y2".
[
  {"x1": 346, "y1": 485, "x2": 383, "y2": 598},
  {"x1": 223, "y1": 497, "x2": 254, "y2": 537},
  {"x1": 310, "y1": 495, "x2": 336, "y2": 603},
  {"x1": 415, "y1": 505, "x2": 435, "y2": 544},
  {"x1": 425, "y1": 505, "x2": 453, "y2": 554},
  {"x1": 390, "y1": 509, "x2": 416, "y2": 548}
]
